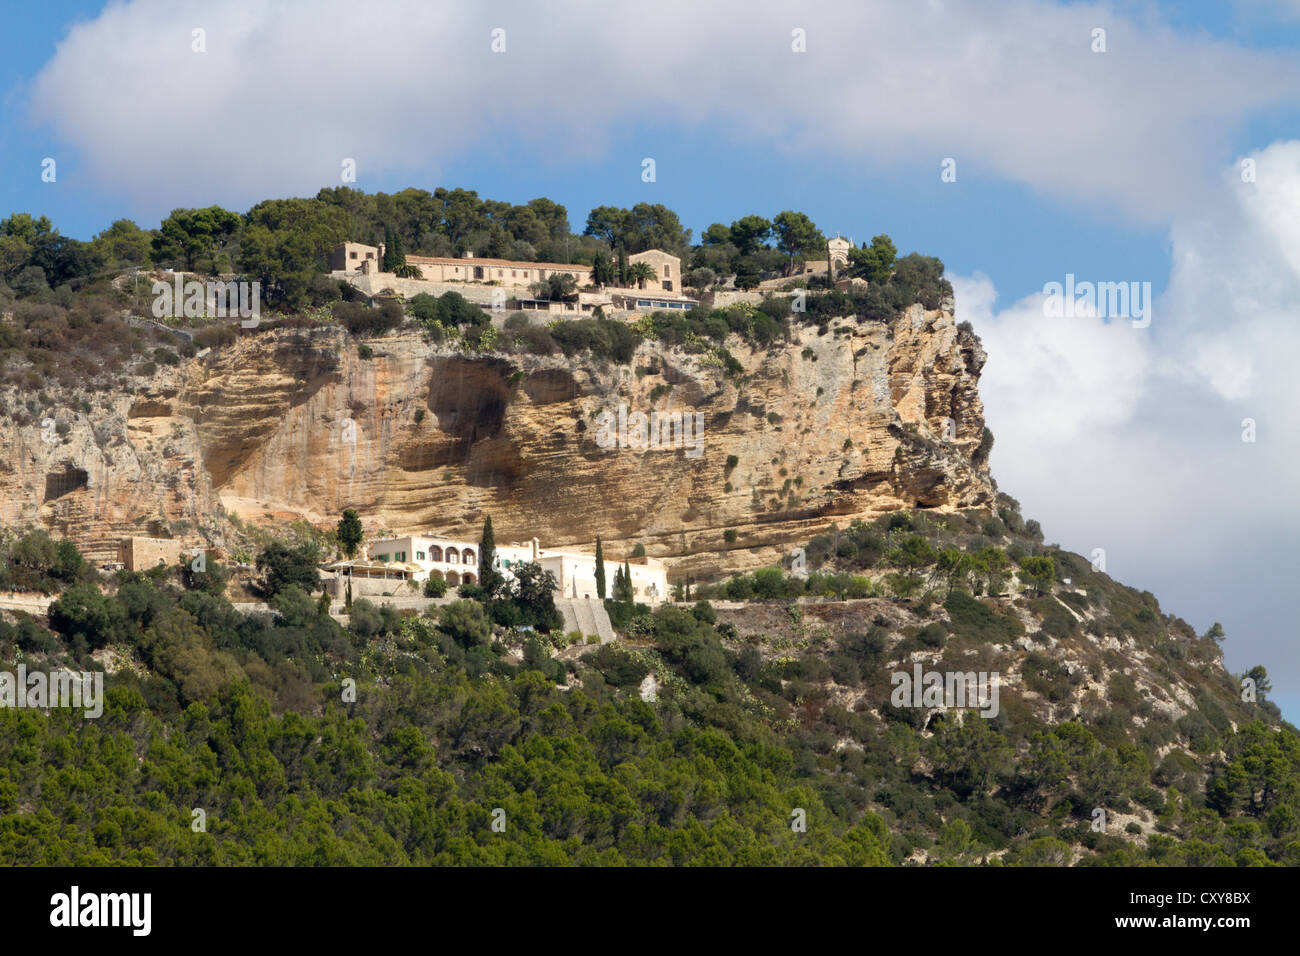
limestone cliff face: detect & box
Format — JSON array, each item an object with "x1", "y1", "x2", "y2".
[{"x1": 1, "y1": 304, "x2": 995, "y2": 578}]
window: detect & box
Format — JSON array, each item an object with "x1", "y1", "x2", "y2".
[
  {"x1": 365, "y1": 252, "x2": 374, "y2": 259},
  {"x1": 497, "y1": 270, "x2": 503, "y2": 277},
  {"x1": 664, "y1": 264, "x2": 670, "y2": 276},
  {"x1": 377, "y1": 554, "x2": 389, "y2": 562},
  {"x1": 416, "y1": 551, "x2": 425, "y2": 560},
  {"x1": 511, "y1": 270, "x2": 516, "y2": 277},
  {"x1": 350, "y1": 252, "x2": 358, "y2": 260}
]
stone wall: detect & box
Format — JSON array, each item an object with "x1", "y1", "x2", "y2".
[{"x1": 324, "y1": 573, "x2": 422, "y2": 599}]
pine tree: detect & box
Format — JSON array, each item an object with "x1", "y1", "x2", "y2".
[{"x1": 595, "y1": 536, "x2": 606, "y2": 599}]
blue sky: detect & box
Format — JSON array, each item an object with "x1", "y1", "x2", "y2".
[
  {"x1": 2, "y1": 0, "x2": 1295, "y2": 305},
  {"x1": 0, "y1": 0, "x2": 1255, "y2": 300},
  {"x1": 4, "y1": 0, "x2": 1300, "y2": 721}
]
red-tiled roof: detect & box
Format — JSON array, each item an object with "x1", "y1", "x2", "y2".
[{"x1": 406, "y1": 255, "x2": 591, "y2": 270}]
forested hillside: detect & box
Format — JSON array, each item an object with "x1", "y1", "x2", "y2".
[{"x1": 0, "y1": 499, "x2": 1293, "y2": 866}]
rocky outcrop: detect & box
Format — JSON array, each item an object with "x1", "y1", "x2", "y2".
[{"x1": 0, "y1": 303, "x2": 995, "y2": 580}]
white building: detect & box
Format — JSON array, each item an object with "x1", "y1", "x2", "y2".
[
  {"x1": 366, "y1": 534, "x2": 484, "y2": 587},
  {"x1": 365, "y1": 533, "x2": 668, "y2": 604}
]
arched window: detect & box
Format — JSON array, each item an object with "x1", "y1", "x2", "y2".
[
  {"x1": 463, "y1": 572, "x2": 477, "y2": 586},
  {"x1": 429, "y1": 546, "x2": 442, "y2": 562},
  {"x1": 462, "y1": 550, "x2": 476, "y2": 565},
  {"x1": 445, "y1": 547, "x2": 459, "y2": 564}
]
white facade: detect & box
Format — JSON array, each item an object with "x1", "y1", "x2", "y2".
[
  {"x1": 827, "y1": 235, "x2": 853, "y2": 266},
  {"x1": 366, "y1": 534, "x2": 668, "y2": 604},
  {"x1": 536, "y1": 549, "x2": 666, "y2": 603},
  {"x1": 367, "y1": 535, "x2": 481, "y2": 587}
]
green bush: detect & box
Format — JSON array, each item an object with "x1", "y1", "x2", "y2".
[
  {"x1": 550, "y1": 317, "x2": 639, "y2": 362},
  {"x1": 335, "y1": 299, "x2": 403, "y2": 337},
  {"x1": 435, "y1": 599, "x2": 491, "y2": 649},
  {"x1": 944, "y1": 591, "x2": 1022, "y2": 643}
]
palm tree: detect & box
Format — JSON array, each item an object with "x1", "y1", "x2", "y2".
[{"x1": 626, "y1": 261, "x2": 657, "y2": 289}]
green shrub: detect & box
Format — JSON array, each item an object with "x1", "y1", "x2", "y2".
[
  {"x1": 944, "y1": 591, "x2": 1022, "y2": 643},
  {"x1": 916, "y1": 623, "x2": 947, "y2": 649}
]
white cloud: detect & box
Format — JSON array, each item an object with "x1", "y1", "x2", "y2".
[
  {"x1": 961, "y1": 140, "x2": 1300, "y2": 711},
  {"x1": 21, "y1": 0, "x2": 1300, "y2": 712},
  {"x1": 26, "y1": 0, "x2": 1300, "y2": 221},
  {"x1": 956, "y1": 272, "x2": 1154, "y2": 444}
]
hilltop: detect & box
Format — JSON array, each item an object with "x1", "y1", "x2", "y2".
[{"x1": 0, "y1": 188, "x2": 1294, "y2": 867}]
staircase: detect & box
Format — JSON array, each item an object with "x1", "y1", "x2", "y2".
[{"x1": 556, "y1": 598, "x2": 616, "y2": 644}]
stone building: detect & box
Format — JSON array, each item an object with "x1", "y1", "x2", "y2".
[
  {"x1": 329, "y1": 242, "x2": 699, "y2": 316},
  {"x1": 329, "y1": 243, "x2": 592, "y2": 290},
  {"x1": 627, "y1": 249, "x2": 680, "y2": 293},
  {"x1": 118, "y1": 536, "x2": 182, "y2": 571},
  {"x1": 827, "y1": 235, "x2": 853, "y2": 267},
  {"x1": 327, "y1": 241, "x2": 386, "y2": 273},
  {"x1": 404, "y1": 254, "x2": 591, "y2": 289}
]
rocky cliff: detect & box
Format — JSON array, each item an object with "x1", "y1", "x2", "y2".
[{"x1": 1, "y1": 303, "x2": 995, "y2": 578}]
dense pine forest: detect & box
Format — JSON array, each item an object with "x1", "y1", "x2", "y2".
[{"x1": 0, "y1": 500, "x2": 1294, "y2": 866}]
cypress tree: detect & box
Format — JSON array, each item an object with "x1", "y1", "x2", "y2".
[
  {"x1": 383, "y1": 228, "x2": 405, "y2": 272},
  {"x1": 479, "y1": 516, "x2": 501, "y2": 598},
  {"x1": 595, "y1": 536, "x2": 606, "y2": 599},
  {"x1": 623, "y1": 559, "x2": 633, "y2": 605}
]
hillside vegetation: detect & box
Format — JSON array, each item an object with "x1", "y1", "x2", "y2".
[{"x1": 0, "y1": 496, "x2": 1293, "y2": 866}]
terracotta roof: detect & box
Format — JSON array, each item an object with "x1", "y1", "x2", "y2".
[{"x1": 406, "y1": 255, "x2": 591, "y2": 271}]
